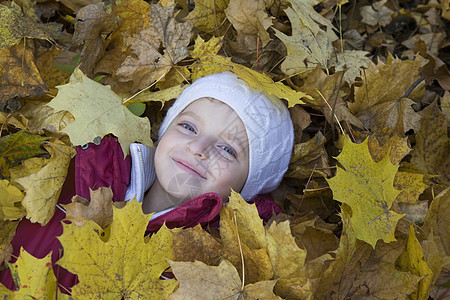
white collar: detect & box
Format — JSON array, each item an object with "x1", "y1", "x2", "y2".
[{"x1": 124, "y1": 143, "x2": 156, "y2": 202}]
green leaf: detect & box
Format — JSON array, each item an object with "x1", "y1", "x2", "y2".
[
  {"x1": 126, "y1": 102, "x2": 146, "y2": 116},
  {"x1": 0, "y1": 130, "x2": 48, "y2": 178}
]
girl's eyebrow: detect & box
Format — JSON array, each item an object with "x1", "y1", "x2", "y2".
[{"x1": 178, "y1": 110, "x2": 200, "y2": 120}]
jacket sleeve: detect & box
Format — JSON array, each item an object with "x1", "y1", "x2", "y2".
[{"x1": 0, "y1": 137, "x2": 131, "y2": 293}]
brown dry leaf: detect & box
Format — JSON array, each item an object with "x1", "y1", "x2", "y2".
[
  {"x1": 171, "y1": 224, "x2": 223, "y2": 266},
  {"x1": 298, "y1": 67, "x2": 364, "y2": 129},
  {"x1": 16, "y1": 100, "x2": 74, "y2": 136},
  {"x1": 35, "y1": 46, "x2": 71, "y2": 92},
  {"x1": 396, "y1": 201, "x2": 429, "y2": 223},
  {"x1": 346, "y1": 240, "x2": 421, "y2": 299},
  {"x1": 0, "y1": 112, "x2": 27, "y2": 131},
  {"x1": 94, "y1": 0, "x2": 152, "y2": 80},
  {"x1": 286, "y1": 131, "x2": 331, "y2": 180},
  {"x1": 168, "y1": 260, "x2": 281, "y2": 300},
  {"x1": 423, "y1": 188, "x2": 450, "y2": 257},
  {"x1": 413, "y1": 40, "x2": 450, "y2": 91},
  {"x1": 63, "y1": 186, "x2": 114, "y2": 229},
  {"x1": 320, "y1": 205, "x2": 421, "y2": 299},
  {"x1": 220, "y1": 193, "x2": 273, "y2": 284},
  {"x1": 297, "y1": 226, "x2": 339, "y2": 262},
  {"x1": 317, "y1": 206, "x2": 358, "y2": 299},
  {"x1": 328, "y1": 50, "x2": 371, "y2": 84},
  {"x1": 350, "y1": 54, "x2": 427, "y2": 135},
  {"x1": 289, "y1": 105, "x2": 311, "y2": 143},
  {"x1": 108, "y1": 0, "x2": 151, "y2": 45},
  {"x1": 442, "y1": 91, "x2": 450, "y2": 120},
  {"x1": 225, "y1": 0, "x2": 272, "y2": 47},
  {"x1": 155, "y1": 66, "x2": 190, "y2": 90},
  {"x1": 421, "y1": 231, "x2": 446, "y2": 296},
  {"x1": 360, "y1": 0, "x2": 394, "y2": 27},
  {"x1": 15, "y1": 140, "x2": 76, "y2": 225},
  {"x1": 115, "y1": 3, "x2": 192, "y2": 92},
  {"x1": 273, "y1": 0, "x2": 338, "y2": 76},
  {"x1": 186, "y1": 0, "x2": 229, "y2": 33},
  {"x1": 72, "y1": 2, "x2": 116, "y2": 77},
  {"x1": 411, "y1": 101, "x2": 450, "y2": 187},
  {"x1": 0, "y1": 41, "x2": 48, "y2": 103},
  {"x1": 56, "y1": 0, "x2": 101, "y2": 12}
]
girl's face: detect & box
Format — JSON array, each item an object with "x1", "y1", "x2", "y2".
[{"x1": 153, "y1": 98, "x2": 249, "y2": 206}]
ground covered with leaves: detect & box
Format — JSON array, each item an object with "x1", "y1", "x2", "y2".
[{"x1": 0, "y1": 0, "x2": 449, "y2": 298}]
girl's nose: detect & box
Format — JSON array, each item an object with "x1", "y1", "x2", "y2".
[{"x1": 185, "y1": 136, "x2": 211, "y2": 159}]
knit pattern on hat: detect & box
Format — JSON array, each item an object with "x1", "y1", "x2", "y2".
[{"x1": 158, "y1": 72, "x2": 294, "y2": 201}]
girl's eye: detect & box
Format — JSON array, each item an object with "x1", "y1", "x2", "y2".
[
  {"x1": 220, "y1": 145, "x2": 236, "y2": 157},
  {"x1": 180, "y1": 123, "x2": 196, "y2": 133}
]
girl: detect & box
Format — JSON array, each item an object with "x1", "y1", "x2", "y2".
[{"x1": 0, "y1": 72, "x2": 294, "y2": 293}]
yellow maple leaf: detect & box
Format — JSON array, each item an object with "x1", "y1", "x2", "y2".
[
  {"x1": 1, "y1": 248, "x2": 57, "y2": 299},
  {"x1": 265, "y1": 220, "x2": 330, "y2": 299},
  {"x1": 326, "y1": 136, "x2": 404, "y2": 248},
  {"x1": 168, "y1": 259, "x2": 281, "y2": 300},
  {"x1": 57, "y1": 200, "x2": 177, "y2": 299},
  {"x1": 15, "y1": 140, "x2": 75, "y2": 225},
  {"x1": 190, "y1": 36, "x2": 311, "y2": 107},
  {"x1": 186, "y1": 0, "x2": 229, "y2": 33},
  {"x1": 0, "y1": 179, "x2": 25, "y2": 220},
  {"x1": 220, "y1": 191, "x2": 273, "y2": 284},
  {"x1": 47, "y1": 68, "x2": 152, "y2": 156},
  {"x1": 397, "y1": 225, "x2": 434, "y2": 300}
]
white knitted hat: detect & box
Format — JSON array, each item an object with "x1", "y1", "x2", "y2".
[{"x1": 158, "y1": 72, "x2": 294, "y2": 201}]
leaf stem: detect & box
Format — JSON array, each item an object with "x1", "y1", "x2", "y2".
[
  {"x1": 316, "y1": 89, "x2": 344, "y2": 135},
  {"x1": 122, "y1": 73, "x2": 166, "y2": 105},
  {"x1": 233, "y1": 209, "x2": 245, "y2": 291}
]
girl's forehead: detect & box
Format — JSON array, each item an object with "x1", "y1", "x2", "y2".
[{"x1": 180, "y1": 98, "x2": 239, "y2": 119}]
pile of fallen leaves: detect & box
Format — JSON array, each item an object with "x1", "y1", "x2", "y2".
[{"x1": 0, "y1": 0, "x2": 449, "y2": 298}]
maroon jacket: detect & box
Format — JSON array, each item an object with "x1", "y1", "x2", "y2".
[{"x1": 0, "y1": 137, "x2": 280, "y2": 293}]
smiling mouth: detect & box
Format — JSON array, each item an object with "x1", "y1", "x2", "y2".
[{"x1": 172, "y1": 158, "x2": 207, "y2": 179}]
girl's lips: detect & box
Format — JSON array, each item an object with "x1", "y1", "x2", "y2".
[{"x1": 172, "y1": 158, "x2": 207, "y2": 179}]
